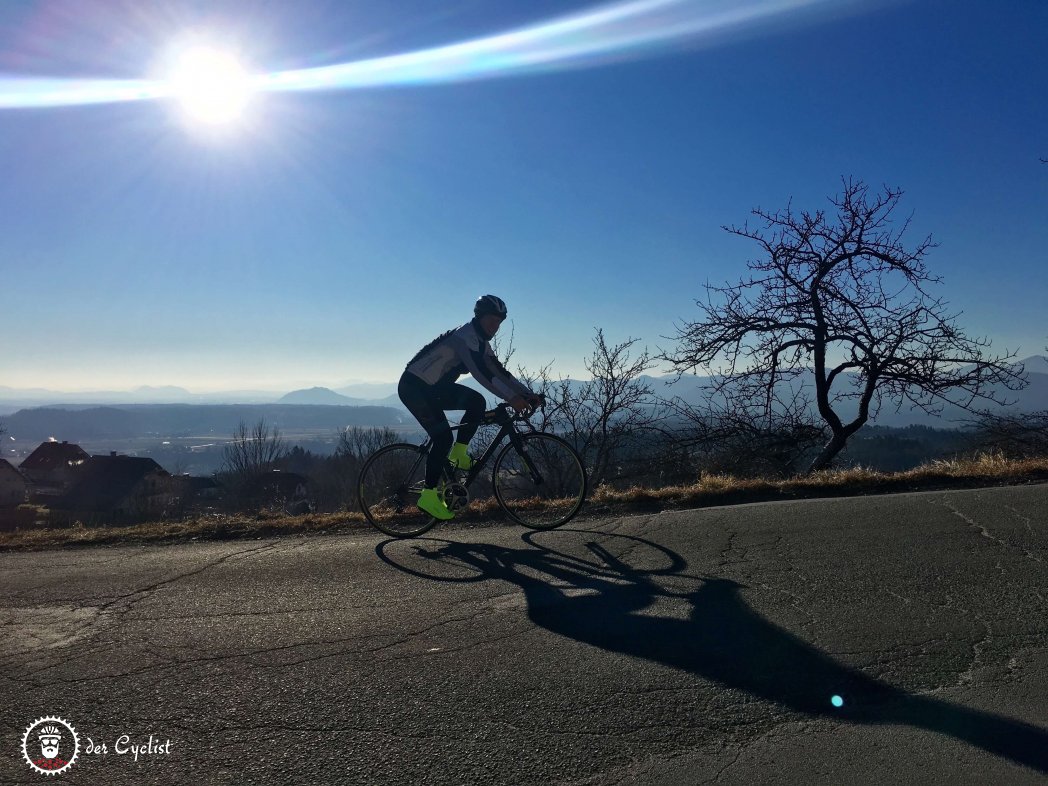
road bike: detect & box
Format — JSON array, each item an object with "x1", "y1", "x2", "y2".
[{"x1": 357, "y1": 402, "x2": 587, "y2": 538}]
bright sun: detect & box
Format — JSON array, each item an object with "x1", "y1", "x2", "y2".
[{"x1": 166, "y1": 46, "x2": 255, "y2": 127}]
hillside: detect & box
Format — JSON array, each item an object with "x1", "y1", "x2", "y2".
[
  {"x1": 279, "y1": 387, "x2": 405, "y2": 408},
  {"x1": 279, "y1": 387, "x2": 360, "y2": 405},
  {"x1": 2, "y1": 404, "x2": 409, "y2": 442}
]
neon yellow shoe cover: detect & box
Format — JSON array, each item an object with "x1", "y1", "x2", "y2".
[
  {"x1": 448, "y1": 442, "x2": 475, "y2": 470},
  {"x1": 418, "y1": 487, "x2": 454, "y2": 520}
]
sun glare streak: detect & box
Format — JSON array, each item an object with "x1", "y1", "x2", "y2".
[
  {"x1": 260, "y1": 0, "x2": 852, "y2": 92},
  {"x1": 0, "y1": 76, "x2": 164, "y2": 108},
  {"x1": 0, "y1": 0, "x2": 879, "y2": 111}
]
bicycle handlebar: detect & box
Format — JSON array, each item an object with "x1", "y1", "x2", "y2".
[{"x1": 483, "y1": 394, "x2": 546, "y2": 424}]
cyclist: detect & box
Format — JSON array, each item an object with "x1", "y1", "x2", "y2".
[{"x1": 398, "y1": 294, "x2": 543, "y2": 520}]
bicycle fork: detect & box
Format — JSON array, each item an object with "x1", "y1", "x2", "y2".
[{"x1": 510, "y1": 433, "x2": 546, "y2": 486}]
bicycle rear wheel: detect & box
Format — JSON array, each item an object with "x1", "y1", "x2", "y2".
[
  {"x1": 492, "y1": 433, "x2": 587, "y2": 529},
  {"x1": 358, "y1": 443, "x2": 439, "y2": 538}
]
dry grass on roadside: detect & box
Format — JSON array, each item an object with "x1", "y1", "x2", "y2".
[
  {"x1": 0, "y1": 510, "x2": 369, "y2": 552},
  {"x1": 584, "y1": 452, "x2": 1048, "y2": 512},
  {"x1": 2, "y1": 452, "x2": 1047, "y2": 552}
]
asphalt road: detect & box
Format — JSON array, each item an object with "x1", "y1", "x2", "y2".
[{"x1": 2, "y1": 484, "x2": 1047, "y2": 785}]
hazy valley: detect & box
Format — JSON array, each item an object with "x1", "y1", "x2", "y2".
[{"x1": 3, "y1": 358, "x2": 1047, "y2": 476}]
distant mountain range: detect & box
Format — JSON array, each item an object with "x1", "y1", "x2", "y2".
[
  {"x1": 2, "y1": 357, "x2": 1046, "y2": 429},
  {"x1": 0, "y1": 382, "x2": 401, "y2": 413}
]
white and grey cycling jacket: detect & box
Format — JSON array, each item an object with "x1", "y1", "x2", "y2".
[{"x1": 404, "y1": 319, "x2": 531, "y2": 401}]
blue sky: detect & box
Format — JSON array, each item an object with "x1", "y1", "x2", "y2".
[{"x1": 1, "y1": 0, "x2": 1045, "y2": 393}]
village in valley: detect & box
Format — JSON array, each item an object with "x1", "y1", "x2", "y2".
[
  {"x1": 0, "y1": 440, "x2": 308, "y2": 530},
  {"x1": 0, "y1": 441, "x2": 198, "y2": 528}
]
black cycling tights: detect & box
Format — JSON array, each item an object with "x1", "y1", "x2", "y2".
[{"x1": 398, "y1": 372, "x2": 486, "y2": 487}]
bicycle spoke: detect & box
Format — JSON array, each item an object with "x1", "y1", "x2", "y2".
[
  {"x1": 493, "y1": 433, "x2": 586, "y2": 529},
  {"x1": 358, "y1": 444, "x2": 438, "y2": 538}
]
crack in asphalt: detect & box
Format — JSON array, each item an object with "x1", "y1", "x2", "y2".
[
  {"x1": 708, "y1": 745, "x2": 746, "y2": 784},
  {"x1": 0, "y1": 542, "x2": 293, "y2": 611},
  {"x1": 4, "y1": 625, "x2": 393, "y2": 685},
  {"x1": 1003, "y1": 504, "x2": 1045, "y2": 564},
  {"x1": 933, "y1": 495, "x2": 1043, "y2": 566},
  {"x1": 4, "y1": 595, "x2": 539, "y2": 687},
  {"x1": 0, "y1": 540, "x2": 303, "y2": 679},
  {"x1": 718, "y1": 531, "x2": 742, "y2": 568},
  {"x1": 94, "y1": 540, "x2": 285, "y2": 616}
]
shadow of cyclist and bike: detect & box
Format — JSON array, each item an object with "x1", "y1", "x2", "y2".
[{"x1": 377, "y1": 528, "x2": 1048, "y2": 773}]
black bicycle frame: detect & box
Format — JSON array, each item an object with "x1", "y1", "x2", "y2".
[{"x1": 418, "y1": 407, "x2": 541, "y2": 488}]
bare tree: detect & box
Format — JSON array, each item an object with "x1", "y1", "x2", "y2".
[
  {"x1": 296, "y1": 426, "x2": 400, "y2": 511},
  {"x1": 667, "y1": 387, "x2": 826, "y2": 478},
  {"x1": 661, "y1": 179, "x2": 1025, "y2": 473},
  {"x1": 490, "y1": 321, "x2": 517, "y2": 369},
  {"x1": 525, "y1": 329, "x2": 661, "y2": 487},
  {"x1": 336, "y1": 426, "x2": 399, "y2": 462},
  {"x1": 222, "y1": 418, "x2": 287, "y2": 478},
  {"x1": 964, "y1": 410, "x2": 1048, "y2": 459},
  {"x1": 961, "y1": 342, "x2": 1048, "y2": 460}
]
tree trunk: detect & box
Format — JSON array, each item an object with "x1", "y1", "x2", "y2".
[
  {"x1": 807, "y1": 414, "x2": 869, "y2": 473},
  {"x1": 807, "y1": 432, "x2": 847, "y2": 474}
]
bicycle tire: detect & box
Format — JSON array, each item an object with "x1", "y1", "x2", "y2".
[
  {"x1": 358, "y1": 443, "x2": 439, "y2": 538},
  {"x1": 492, "y1": 432, "x2": 587, "y2": 529}
]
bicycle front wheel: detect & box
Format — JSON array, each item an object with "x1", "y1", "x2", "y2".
[
  {"x1": 492, "y1": 433, "x2": 587, "y2": 529},
  {"x1": 358, "y1": 443, "x2": 438, "y2": 538}
]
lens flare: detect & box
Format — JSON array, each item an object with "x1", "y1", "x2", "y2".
[
  {"x1": 258, "y1": 0, "x2": 859, "y2": 93},
  {"x1": 0, "y1": 76, "x2": 163, "y2": 109},
  {"x1": 831, "y1": 694, "x2": 845, "y2": 708},
  {"x1": 0, "y1": 0, "x2": 882, "y2": 111},
  {"x1": 166, "y1": 46, "x2": 255, "y2": 126}
]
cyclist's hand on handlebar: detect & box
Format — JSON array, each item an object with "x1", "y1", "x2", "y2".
[{"x1": 509, "y1": 395, "x2": 542, "y2": 417}]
